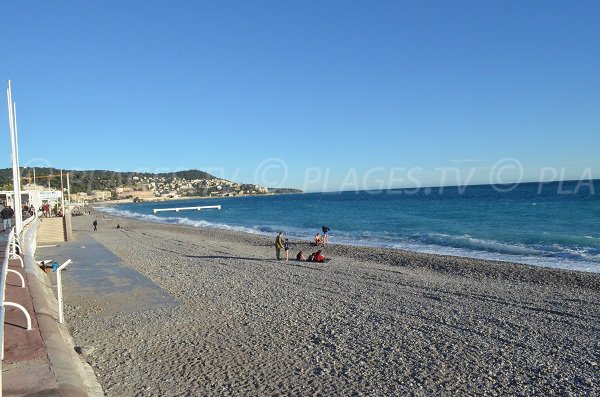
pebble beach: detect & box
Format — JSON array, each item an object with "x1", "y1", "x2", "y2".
[{"x1": 63, "y1": 214, "x2": 600, "y2": 396}]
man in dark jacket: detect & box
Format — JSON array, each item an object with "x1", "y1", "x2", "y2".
[{"x1": 1, "y1": 206, "x2": 15, "y2": 230}]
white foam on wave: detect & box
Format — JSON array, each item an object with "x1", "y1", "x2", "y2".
[
  {"x1": 389, "y1": 241, "x2": 600, "y2": 273},
  {"x1": 421, "y1": 233, "x2": 542, "y2": 256},
  {"x1": 94, "y1": 205, "x2": 264, "y2": 236}
]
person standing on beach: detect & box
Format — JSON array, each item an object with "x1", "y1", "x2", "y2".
[
  {"x1": 322, "y1": 226, "x2": 330, "y2": 244},
  {"x1": 284, "y1": 239, "x2": 290, "y2": 261},
  {"x1": 275, "y1": 232, "x2": 285, "y2": 260},
  {"x1": 93, "y1": 219, "x2": 98, "y2": 231}
]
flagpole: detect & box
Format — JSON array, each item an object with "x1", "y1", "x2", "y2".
[
  {"x1": 60, "y1": 169, "x2": 65, "y2": 214},
  {"x1": 12, "y1": 101, "x2": 23, "y2": 232},
  {"x1": 66, "y1": 172, "x2": 71, "y2": 204},
  {"x1": 6, "y1": 81, "x2": 22, "y2": 233}
]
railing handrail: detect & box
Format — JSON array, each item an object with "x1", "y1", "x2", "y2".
[
  {"x1": 0, "y1": 227, "x2": 16, "y2": 313},
  {"x1": 1, "y1": 225, "x2": 34, "y2": 397},
  {"x1": 0, "y1": 227, "x2": 16, "y2": 396}
]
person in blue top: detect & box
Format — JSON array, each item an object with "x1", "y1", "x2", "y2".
[
  {"x1": 321, "y1": 226, "x2": 330, "y2": 245},
  {"x1": 284, "y1": 239, "x2": 290, "y2": 261}
]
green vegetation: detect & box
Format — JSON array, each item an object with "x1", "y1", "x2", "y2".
[
  {"x1": 0, "y1": 167, "x2": 216, "y2": 193},
  {"x1": 0, "y1": 167, "x2": 302, "y2": 196}
]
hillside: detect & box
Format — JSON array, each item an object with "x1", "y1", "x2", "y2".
[
  {"x1": 0, "y1": 168, "x2": 216, "y2": 193},
  {"x1": 0, "y1": 167, "x2": 302, "y2": 196}
]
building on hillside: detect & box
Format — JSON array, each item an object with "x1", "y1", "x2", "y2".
[
  {"x1": 71, "y1": 192, "x2": 88, "y2": 205},
  {"x1": 89, "y1": 190, "x2": 112, "y2": 201},
  {"x1": 131, "y1": 190, "x2": 156, "y2": 201},
  {"x1": 115, "y1": 187, "x2": 134, "y2": 199}
]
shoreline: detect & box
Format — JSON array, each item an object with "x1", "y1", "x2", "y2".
[
  {"x1": 64, "y1": 213, "x2": 599, "y2": 395},
  {"x1": 88, "y1": 191, "x2": 303, "y2": 205},
  {"x1": 93, "y1": 204, "x2": 600, "y2": 276},
  {"x1": 90, "y1": 209, "x2": 600, "y2": 290}
]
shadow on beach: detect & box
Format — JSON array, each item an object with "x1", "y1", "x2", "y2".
[
  {"x1": 185, "y1": 254, "x2": 266, "y2": 262},
  {"x1": 186, "y1": 254, "x2": 328, "y2": 270}
]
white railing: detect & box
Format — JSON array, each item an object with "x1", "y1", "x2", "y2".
[
  {"x1": 1, "y1": 227, "x2": 33, "y2": 360},
  {"x1": 8, "y1": 232, "x2": 23, "y2": 268},
  {"x1": 56, "y1": 260, "x2": 72, "y2": 324}
]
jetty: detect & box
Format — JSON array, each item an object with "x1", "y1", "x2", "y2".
[{"x1": 153, "y1": 205, "x2": 221, "y2": 214}]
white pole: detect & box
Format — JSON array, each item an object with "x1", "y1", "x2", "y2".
[
  {"x1": 7, "y1": 81, "x2": 21, "y2": 234},
  {"x1": 56, "y1": 259, "x2": 72, "y2": 323},
  {"x1": 66, "y1": 172, "x2": 71, "y2": 205},
  {"x1": 12, "y1": 101, "x2": 23, "y2": 233},
  {"x1": 60, "y1": 169, "x2": 64, "y2": 214}
]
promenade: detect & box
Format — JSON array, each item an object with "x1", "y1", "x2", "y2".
[
  {"x1": 2, "y1": 216, "x2": 177, "y2": 396},
  {"x1": 1, "y1": 222, "x2": 104, "y2": 396}
]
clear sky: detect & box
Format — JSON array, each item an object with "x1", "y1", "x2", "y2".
[{"x1": 1, "y1": 1, "x2": 599, "y2": 192}]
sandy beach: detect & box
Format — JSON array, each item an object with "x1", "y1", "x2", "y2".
[{"x1": 61, "y1": 213, "x2": 599, "y2": 396}]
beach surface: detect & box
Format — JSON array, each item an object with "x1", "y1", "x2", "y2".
[{"x1": 62, "y1": 214, "x2": 599, "y2": 396}]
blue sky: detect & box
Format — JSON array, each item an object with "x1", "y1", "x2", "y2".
[{"x1": 1, "y1": 1, "x2": 599, "y2": 191}]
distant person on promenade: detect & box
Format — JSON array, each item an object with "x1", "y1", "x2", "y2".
[
  {"x1": 22, "y1": 205, "x2": 31, "y2": 220},
  {"x1": 2, "y1": 206, "x2": 15, "y2": 230},
  {"x1": 275, "y1": 231, "x2": 285, "y2": 260},
  {"x1": 321, "y1": 226, "x2": 330, "y2": 244},
  {"x1": 296, "y1": 251, "x2": 306, "y2": 261},
  {"x1": 93, "y1": 219, "x2": 98, "y2": 231},
  {"x1": 284, "y1": 239, "x2": 290, "y2": 261}
]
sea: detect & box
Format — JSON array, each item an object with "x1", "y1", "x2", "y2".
[{"x1": 96, "y1": 180, "x2": 600, "y2": 273}]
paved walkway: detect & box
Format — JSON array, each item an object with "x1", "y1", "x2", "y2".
[
  {"x1": 37, "y1": 233, "x2": 178, "y2": 316},
  {"x1": 2, "y1": 221, "x2": 176, "y2": 396}
]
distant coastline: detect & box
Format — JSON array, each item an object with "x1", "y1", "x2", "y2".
[
  {"x1": 92, "y1": 191, "x2": 304, "y2": 205},
  {"x1": 95, "y1": 181, "x2": 600, "y2": 273}
]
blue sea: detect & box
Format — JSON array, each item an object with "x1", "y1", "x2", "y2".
[{"x1": 97, "y1": 180, "x2": 600, "y2": 273}]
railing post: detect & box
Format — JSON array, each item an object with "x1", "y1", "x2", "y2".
[{"x1": 56, "y1": 260, "x2": 72, "y2": 324}]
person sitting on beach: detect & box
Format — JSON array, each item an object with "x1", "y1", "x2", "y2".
[
  {"x1": 296, "y1": 251, "x2": 306, "y2": 261},
  {"x1": 314, "y1": 233, "x2": 323, "y2": 246},
  {"x1": 312, "y1": 250, "x2": 326, "y2": 263}
]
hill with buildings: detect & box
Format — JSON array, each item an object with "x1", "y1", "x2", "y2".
[{"x1": 0, "y1": 167, "x2": 301, "y2": 202}]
